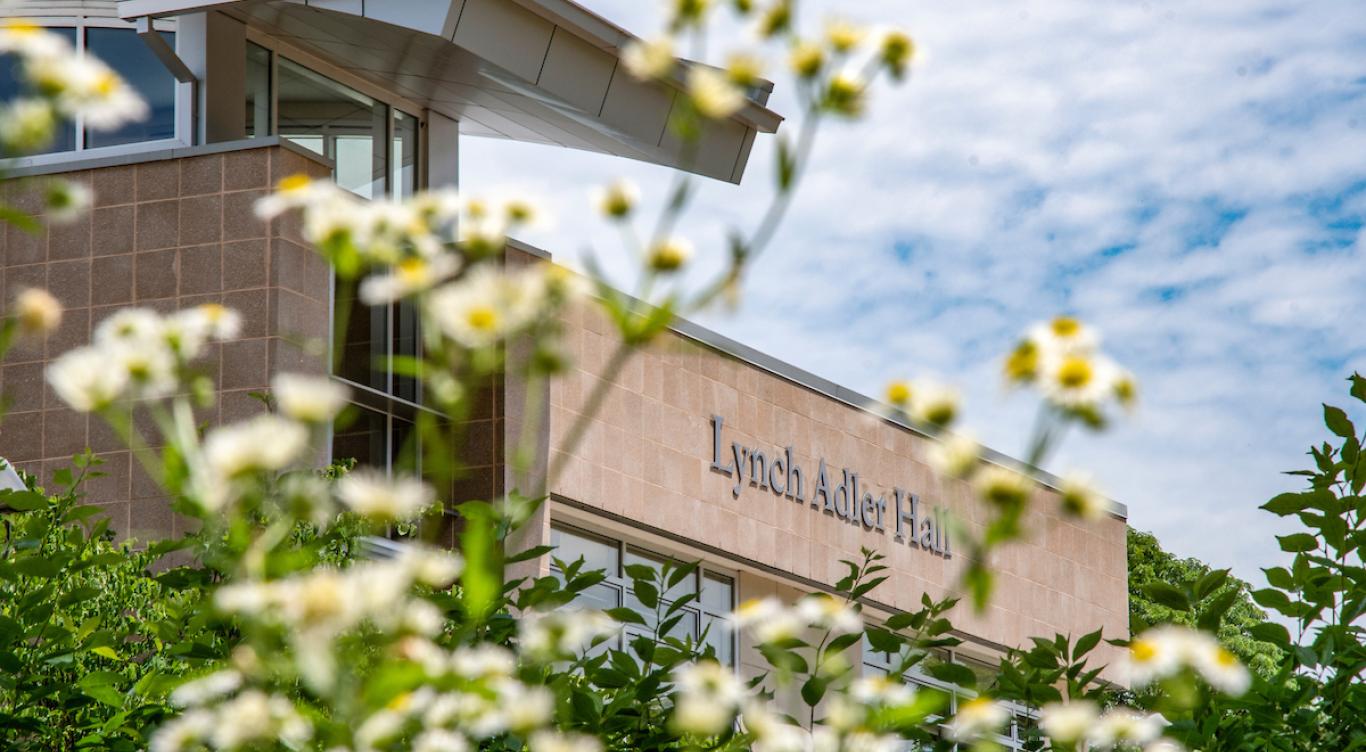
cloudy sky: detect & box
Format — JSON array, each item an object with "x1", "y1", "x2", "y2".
[{"x1": 464, "y1": 0, "x2": 1366, "y2": 585}]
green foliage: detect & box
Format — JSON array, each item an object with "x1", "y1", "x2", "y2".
[
  {"x1": 0, "y1": 454, "x2": 213, "y2": 750},
  {"x1": 1127, "y1": 527, "x2": 1285, "y2": 678}
]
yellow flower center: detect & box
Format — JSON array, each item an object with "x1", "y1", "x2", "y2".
[
  {"x1": 7, "y1": 22, "x2": 41, "y2": 35},
  {"x1": 94, "y1": 71, "x2": 118, "y2": 97},
  {"x1": 1051, "y1": 316, "x2": 1081, "y2": 337},
  {"x1": 200, "y1": 303, "x2": 226, "y2": 322},
  {"x1": 1004, "y1": 341, "x2": 1038, "y2": 382},
  {"x1": 398, "y1": 257, "x2": 428, "y2": 284},
  {"x1": 1131, "y1": 639, "x2": 1158, "y2": 663},
  {"x1": 885, "y1": 381, "x2": 912, "y2": 407},
  {"x1": 466, "y1": 305, "x2": 498, "y2": 332},
  {"x1": 1215, "y1": 648, "x2": 1237, "y2": 668},
  {"x1": 278, "y1": 174, "x2": 312, "y2": 193},
  {"x1": 1056, "y1": 356, "x2": 1093, "y2": 389}
]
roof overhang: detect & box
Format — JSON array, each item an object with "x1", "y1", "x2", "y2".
[{"x1": 118, "y1": 0, "x2": 782, "y2": 183}]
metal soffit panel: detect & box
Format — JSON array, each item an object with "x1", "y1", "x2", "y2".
[{"x1": 120, "y1": 0, "x2": 780, "y2": 182}]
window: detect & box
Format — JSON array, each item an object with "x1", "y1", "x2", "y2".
[
  {"x1": 862, "y1": 639, "x2": 1037, "y2": 750},
  {"x1": 84, "y1": 27, "x2": 176, "y2": 148},
  {"x1": 549, "y1": 525, "x2": 737, "y2": 666},
  {"x1": 244, "y1": 42, "x2": 271, "y2": 138}
]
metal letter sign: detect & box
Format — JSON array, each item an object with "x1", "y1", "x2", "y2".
[{"x1": 708, "y1": 415, "x2": 950, "y2": 559}]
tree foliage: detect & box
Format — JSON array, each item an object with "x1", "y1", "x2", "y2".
[{"x1": 1127, "y1": 527, "x2": 1285, "y2": 678}]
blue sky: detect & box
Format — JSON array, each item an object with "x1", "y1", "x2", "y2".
[{"x1": 464, "y1": 0, "x2": 1366, "y2": 586}]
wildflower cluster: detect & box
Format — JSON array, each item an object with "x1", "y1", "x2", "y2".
[
  {"x1": 1123, "y1": 624, "x2": 1252, "y2": 696},
  {"x1": 1040, "y1": 703, "x2": 1172, "y2": 751},
  {"x1": 883, "y1": 377, "x2": 960, "y2": 429},
  {"x1": 1005, "y1": 316, "x2": 1136, "y2": 428},
  {"x1": 0, "y1": 19, "x2": 146, "y2": 153}
]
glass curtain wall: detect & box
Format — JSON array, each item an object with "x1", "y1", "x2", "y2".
[{"x1": 264, "y1": 54, "x2": 424, "y2": 475}]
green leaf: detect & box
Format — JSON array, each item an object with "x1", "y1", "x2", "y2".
[
  {"x1": 604, "y1": 607, "x2": 647, "y2": 626},
  {"x1": 1249, "y1": 622, "x2": 1291, "y2": 646},
  {"x1": 800, "y1": 675, "x2": 828, "y2": 707},
  {"x1": 1251, "y1": 588, "x2": 1294, "y2": 613},
  {"x1": 77, "y1": 671, "x2": 125, "y2": 707},
  {"x1": 1194, "y1": 569, "x2": 1230, "y2": 600},
  {"x1": 506, "y1": 545, "x2": 555, "y2": 564},
  {"x1": 1261, "y1": 492, "x2": 1312, "y2": 516},
  {"x1": 1142, "y1": 582, "x2": 1191, "y2": 612},
  {"x1": 13, "y1": 558, "x2": 60, "y2": 578},
  {"x1": 0, "y1": 490, "x2": 48, "y2": 511},
  {"x1": 1350, "y1": 373, "x2": 1366, "y2": 403},
  {"x1": 632, "y1": 580, "x2": 659, "y2": 610},
  {"x1": 1324, "y1": 404, "x2": 1355, "y2": 439},
  {"x1": 1072, "y1": 629, "x2": 1102, "y2": 660},
  {"x1": 90, "y1": 646, "x2": 121, "y2": 661},
  {"x1": 925, "y1": 661, "x2": 976, "y2": 689},
  {"x1": 1277, "y1": 533, "x2": 1319, "y2": 553},
  {"x1": 1197, "y1": 589, "x2": 1239, "y2": 631},
  {"x1": 1263, "y1": 566, "x2": 1294, "y2": 589}
]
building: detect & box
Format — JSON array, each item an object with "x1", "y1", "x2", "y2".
[{"x1": 0, "y1": 1, "x2": 1129, "y2": 744}]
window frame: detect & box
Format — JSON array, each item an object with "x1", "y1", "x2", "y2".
[
  {"x1": 548, "y1": 522, "x2": 740, "y2": 669},
  {"x1": 1, "y1": 16, "x2": 187, "y2": 168}
]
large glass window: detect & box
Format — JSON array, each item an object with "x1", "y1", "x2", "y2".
[
  {"x1": 277, "y1": 58, "x2": 384, "y2": 198},
  {"x1": 1, "y1": 27, "x2": 77, "y2": 154},
  {"x1": 84, "y1": 28, "x2": 176, "y2": 148},
  {"x1": 550, "y1": 525, "x2": 737, "y2": 666}
]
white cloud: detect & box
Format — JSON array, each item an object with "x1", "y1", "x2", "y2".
[{"x1": 463, "y1": 0, "x2": 1366, "y2": 587}]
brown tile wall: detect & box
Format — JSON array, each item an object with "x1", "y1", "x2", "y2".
[
  {"x1": 544, "y1": 302, "x2": 1130, "y2": 673},
  {"x1": 0, "y1": 145, "x2": 333, "y2": 540}
]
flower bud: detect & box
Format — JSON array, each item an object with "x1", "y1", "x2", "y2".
[
  {"x1": 648, "y1": 237, "x2": 693, "y2": 273},
  {"x1": 14, "y1": 288, "x2": 61, "y2": 336}
]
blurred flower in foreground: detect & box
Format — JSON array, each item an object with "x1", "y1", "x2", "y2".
[
  {"x1": 945, "y1": 696, "x2": 1009, "y2": 742},
  {"x1": 1059, "y1": 471, "x2": 1108, "y2": 521},
  {"x1": 1040, "y1": 700, "x2": 1099, "y2": 745},
  {"x1": 1124, "y1": 625, "x2": 1250, "y2": 696},
  {"x1": 1004, "y1": 315, "x2": 1136, "y2": 427},
  {"x1": 672, "y1": 660, "x2": 745, "y2": 736},
  {"x1": 13, "y1": 288, "x2": 61, "y2": 337}
]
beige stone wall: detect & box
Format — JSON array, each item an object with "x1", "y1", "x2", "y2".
[
  {"x1": 0, "y1": 144, "x2": 332, "y2": 539},
  {"x1": 545, "y1": 302, "x2": 1129, "y2": 668}
]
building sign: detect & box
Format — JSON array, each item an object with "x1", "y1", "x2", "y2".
[{"x1": 708, "y1": 415, "x2": 950, "y2": 558}]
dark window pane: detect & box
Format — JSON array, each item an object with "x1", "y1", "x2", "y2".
[
  {"x1": 390, "y1": 415, "x2": 415, "y2": 474},
  {"x1": 393, "y1": 297, "x2": 421, "y2": 402},
  {"x1": 332, "y1": 405, "x2": 386, "y2": 468},
  {"x1": 0, "y1": 27, "x2": 77, "y2": 154},
  {"x1": 335, "y1": 276, "x2": 389, "y2": 392},
  {"x1": 85, "y1": 28, "x2": 176, "y2": 148},
  {"x1": 244, "y1": 42, "x2": 270, "y2": 137}
]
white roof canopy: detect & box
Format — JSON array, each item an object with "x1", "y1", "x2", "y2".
[{"x1": 119, "y1": 0, "x2": 782, "y2": 183}]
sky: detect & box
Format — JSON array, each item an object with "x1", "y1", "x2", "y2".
[{"x1": 462, "y1": 0, "x2": 1366, "y2": 587}]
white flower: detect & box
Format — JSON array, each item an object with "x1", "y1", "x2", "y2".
[
  {"x1": 170, "y1": 670, "x2": 242, "y2": 708},
  {"x1": 1087, "y1": 709, "x2": 1166, "y2": 749},
  {"x1": 974, "y1": 465, "x2": 1033, "y2": 508},
  {"x1": 255, "y1": 174, "x2": 338, "y2": 221},
  {"x1": 1145, "y1": 740, "x2": 1186, "y2": 752},
  {"x1": 908, "y1": 379, "x2": 958, "y2": 427},
  {"x1": 360, "y1": 254, "x2": 462, "y2": 304},
  {"x1": 1194, "y1": 643, "x2": 1251, "y2": 696},
  {"x1": 450, "y1": 644, "x2": 516, "y2": 681},
  {"x1": 825, "y1": 18, "x2": 867, "y2": 52},
  {"x1": 210, "y1": 691, "x2": 309, "y2": 749},
  {"x1": 148, "y1": 708, "x2": 214, "y2": 752},
  {"x1": 592, "y1": 179, "x2": 639, "y2": 219},
  {"x1": 742, "y1": 700, "x2": 808, "y2": 752},
  {"x1": 849, "y1": 675, "x2": 915, "y2": 707},
  {"x1": 622, "y1": 36, "x2": 675, "y2": 79},
  {"x1": 519, "y1": 609, "x2": 620, "y2": 659},
  {"x1": 178, "y1": 303, "x2": 241, "y2": 342},
  {"x1": 13, "y1": 287, "x2": 61, "y2": 336},
  {"x1": 529, "y1": 731, "x2": 603, "y2": 752},
  {"x1": 688, "y1": 66, "x2": 746, "y2": 119},
  {"x1": 797, "y1": 594, "x2": 862, "y2": 635},
  {"x1": 336, "y1": 470, "x2": 436, "y2": 521},
  {"x1": 44, "y1": 179, "x2": 92, "y2": 223},
  {"x1": 0, "y1": 22, "x2": 73, "y2": 59},
  {"x1": 415, "y1": 729, "x2": 470, "y2": 752},
  {"x1": 427, "y1": 265, "x2": 547, "y2": 349},
  {"x1": 1029, "y1": 315, "x2": 1100, "y2": 358},
  {"x1": 47, "y1": 346, "x2": 130, "y2": 412},
  {"x1": 203, "y1": 414, "x2": 310, "y2": 479},
  {"x1": 929, "y1": 432, "x2": 980, "y2": 479},
  {"x1": 1040, "y1": 351, "x2": 1121, "y2": 412},
  {"x1": 398, "y1": 547, "x2": 464, "y2": 588},
  {"x1": 0, "y1": 98, "x2": 57, "y2": 152},
  {"x1": 731, "y1": 598, "x2": 803, "y2": 644},
  {"x1": 1122, "y1": 625, "x2": 1201, "y2": 688},
  {"x1": 272, "y1": 373, "x2": 349, "y2": 423},
  {"x1": 945, "y1": 697, "x2": 1010, "y2": 742},
  {"x1": 502, "y1": 682, "x2": 555, "y2": 733},
  {"x1": 95, "y1": 308, "x2": 164, "y2": 346},
  {"x1": 109, "y1": 339, "x2": 177, "y2": 399},
  {"x1": 672, "y1": 661, "x2": 744, "y2": 736},
  {"x1": 1040, "y1": 700, "x2": 1099, "y2": 744},
  {"x1": 28, "y1": 53, "x2": 146, "y2": 129},
  {"x1": 1059, "y1": 471, "x2": 1108, "y2": 521},
  {"x1": 647, "y1": 236, "x2": 693, "y2": 273},
  {"x1": 841, "y1": 732, "x2": 902, "y2": 752},
  {"x1": 355, "y1": 709, "x2": 406, "y2": 752}
]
